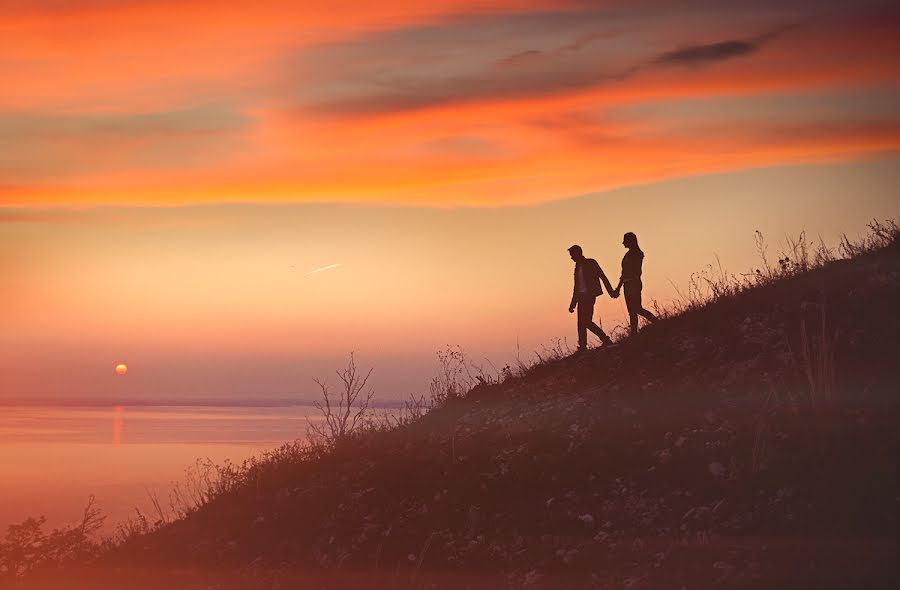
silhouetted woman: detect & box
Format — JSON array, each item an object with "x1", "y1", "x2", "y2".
[{"x1": 614, "y1": 232, "x2": 658, "y2": 335}]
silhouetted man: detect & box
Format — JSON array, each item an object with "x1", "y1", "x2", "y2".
[
  {"x1": 568, "y1": 245, "x2": 615, "y2": 351},
  {"x1": 613, "y1": 232, "x2": 659, "y2": 336}
]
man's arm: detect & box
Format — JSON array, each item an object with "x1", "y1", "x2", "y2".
[
  {"x1": 569, "y1": 268, "x2": 578, "y2": 312},
  {"x1": 598, "y1": 265, "x2": 617, "y2": 296}
]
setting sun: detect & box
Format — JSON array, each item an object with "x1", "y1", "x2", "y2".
[{"x1": 114, "y1": 363, "x2": 128, "y2": 376}]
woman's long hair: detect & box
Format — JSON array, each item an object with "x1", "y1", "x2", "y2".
[{"x1": 624, "y1": 232, "x2": 640, "y2": 251}]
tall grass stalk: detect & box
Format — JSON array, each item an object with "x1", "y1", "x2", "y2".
[{"x1": 796, "y1": 302, "x2": 839, "y2": 408}]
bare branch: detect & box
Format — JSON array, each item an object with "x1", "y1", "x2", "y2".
[
  {"x1": 79, "y1": 494, "x2": 106, "y2": 537},
  {"x1": 307, "y1": 353, "x2": 376, "y2": 446}
]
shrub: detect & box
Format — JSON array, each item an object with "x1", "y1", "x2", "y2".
[
  {"x1": 428, "y1": 345, "x2": 474, "y2": 406},
  {"x1": 307, "y1": 352, "x2": 376, "y2": 447},
  {"x1": 0, "y1": 496, "x2": 105, "y2": 580}
]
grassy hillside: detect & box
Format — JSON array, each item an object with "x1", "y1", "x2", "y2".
[{"x1": 17, "y1": 229, "x2": 900, "y2": 589}]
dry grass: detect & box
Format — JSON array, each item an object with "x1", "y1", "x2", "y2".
[
  {"x1": 788, "y1": 300, "x2": 839, "y2": 409},
  {"x1": 664, "y1": 219, "x2": 897, "y2": 317}
]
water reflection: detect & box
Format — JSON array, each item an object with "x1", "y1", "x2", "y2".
[
  {"x1": 111, "y1": 406, "x2": 124, "y2": 445},
  {"x1": 0, "y1": 404, "x2": 321, "y2": 530}
]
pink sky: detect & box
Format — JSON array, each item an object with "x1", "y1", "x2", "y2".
[{"x1": 1, "y1": 0, "x2": 899, "y2": 401}]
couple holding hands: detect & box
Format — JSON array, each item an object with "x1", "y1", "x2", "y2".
[{"x1": 568, "y1": 232, "x2": 658, "y2": 352}]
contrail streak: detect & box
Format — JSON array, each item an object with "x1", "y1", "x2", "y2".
[{"x1": 303, "y1": 263, "x2": 341, "y2": 276}]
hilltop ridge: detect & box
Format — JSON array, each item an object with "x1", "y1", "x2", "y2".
[{"x1": 22, "y1": 236, "x2": 900, "y2": 589}]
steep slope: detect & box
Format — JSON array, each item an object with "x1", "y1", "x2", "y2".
[{"x1": 39, "y1": 244, "x2": 900, "y2": 589}]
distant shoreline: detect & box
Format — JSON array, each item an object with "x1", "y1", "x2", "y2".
[{"x1": 0, "y1": 398, "x2": 405, "y2": 409}]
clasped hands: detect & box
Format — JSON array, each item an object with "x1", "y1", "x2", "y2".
[{"x1": 609, "y1": 281, "x2": 622, "y2": 299}]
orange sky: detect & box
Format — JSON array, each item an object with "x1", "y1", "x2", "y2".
[
  {"x1": 1, "y1": 0, "x2": 899, "y2": 401},
  {"x1": 3, "y1": 0, "x2": 899, "y2": 207}
]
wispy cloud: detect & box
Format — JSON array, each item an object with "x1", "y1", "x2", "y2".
[
  {"x1": 652, "y1": 22, "x2": 801, "y2": 68},
  {"x1": 303, "y1": 263, "x2": 342, "y2": 276},
  {"x1": 653, "y1": 39, "x2": 758, "y2": 67},
  {"x1": 290, "y1": 9, "x2": 814, "y2": 118},
  {"x1": 0, "y1": 104, "x2": 254, "y2": 183}
]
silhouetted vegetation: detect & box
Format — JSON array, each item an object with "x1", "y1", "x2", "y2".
[
  {"x1": 307, "y1": 352, "x2": 377, "y2": 448},
  {"x1": 661, "y1": 220, "x2": 898, "y2": 318},
  {"x1": 0, "y1": 496, "x2": 104, "y2": 581}
]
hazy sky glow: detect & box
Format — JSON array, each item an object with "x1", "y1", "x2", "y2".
[{"x1": 2, "y1": 0, "x2": 899, "y2": 401}]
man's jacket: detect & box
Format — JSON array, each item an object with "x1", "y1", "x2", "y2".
[{"x1": 572, "y1": 257, "x2": 606, "y2": 300}]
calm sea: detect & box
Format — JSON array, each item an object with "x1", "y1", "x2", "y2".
[{"x1": 0, "y1": 404, "x2": 321, "y2": 532}]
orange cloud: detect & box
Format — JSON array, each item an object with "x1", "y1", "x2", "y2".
[{"x1": 1, "y1": 0, "x2": 899, "y2": 207}]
